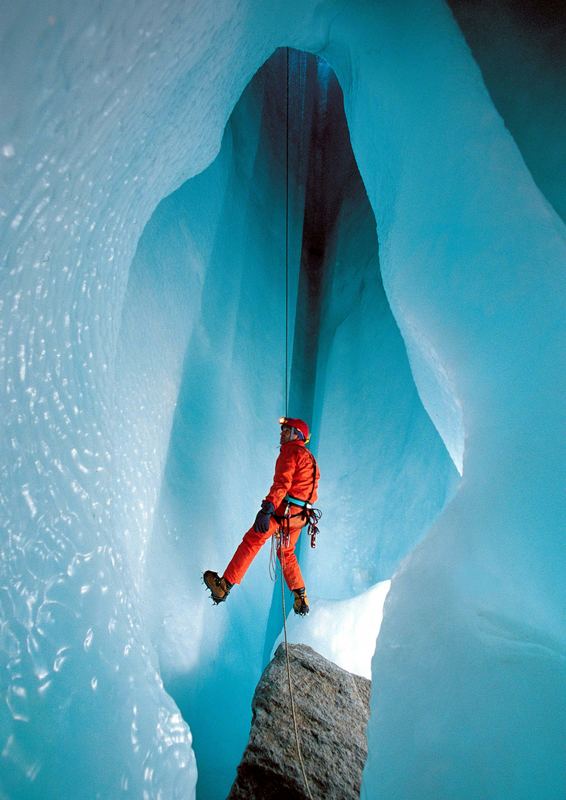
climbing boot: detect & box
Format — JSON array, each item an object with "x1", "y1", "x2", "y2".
[
  {"x1": 203, "y1": 571, "x2": 232, "y2": 604},
  {"x1": 293, "y1": 587, "x2": 309, "y2": 615}
]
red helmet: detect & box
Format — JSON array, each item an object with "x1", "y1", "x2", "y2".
[{"x1": 279, "y1": 416, "x2": 310, "y2": 443}]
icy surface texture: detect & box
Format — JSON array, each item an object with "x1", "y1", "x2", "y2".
[
  {"x1": 313, "y1": 3, "x2": 565, "y2": 798},
  {"x1": 295, "y1": 70, "x2": 459, "y2": 595},
  {"x1": 1, "y1": 1, "x2": 565, "y2": 799},
  {"x1": 0, "y1": 2, "x2": 282, "y2": 796},
  {"x1": 448, "y1": 0, "x2": 566, "y2": 224},
  {"x1": 127, "y1": 51, "x2": 313, "y2": 795},
  {"x1": 132, "y1": 49, "x2": 455, "y2": 795}
]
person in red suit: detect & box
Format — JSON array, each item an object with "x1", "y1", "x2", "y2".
[{"x1": 203, "y1": 417, "x2": 320, "y2": 615}]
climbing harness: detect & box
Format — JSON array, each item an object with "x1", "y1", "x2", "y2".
[
  {"x1": 278, "y1": 445, "x2": 322, "y2": 549},
  {"x1": 284, "y1": 494, "x2": 312, "y2": 507},
  {"x1": 277, "y1": 496, "x2": 321, "y2": 550}
]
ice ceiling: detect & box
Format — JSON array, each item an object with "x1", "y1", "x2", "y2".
[{"x1": 1, "y1": 2, "x2": 565, "y2": 799}]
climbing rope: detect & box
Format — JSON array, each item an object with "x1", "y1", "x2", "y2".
[
  {"x1": 284, "y1": 45, "x2": 290, "y2": 418},
  {"x1": 280, "y1": 542, "x2": 315, "y2": 800},
  {"x1": 276, "y1": 48, "x2": 315, "y2": 800}
]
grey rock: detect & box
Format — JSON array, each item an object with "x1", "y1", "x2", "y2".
[{"x1": 228, "y1": 643, "x2": 371, "y2": 800}]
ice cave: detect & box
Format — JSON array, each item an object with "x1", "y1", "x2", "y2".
[{"x1": 1, "y1": 1, "x2": 565, "y2": 799}]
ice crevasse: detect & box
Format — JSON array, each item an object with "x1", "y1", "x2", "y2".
[{"x1": 0, "y1": 1, "x2": 565, "y2": 799}]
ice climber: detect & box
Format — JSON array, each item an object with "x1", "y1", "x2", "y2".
[{"x1": 203, "y1": 417, "x2": 320, "y2": 615}]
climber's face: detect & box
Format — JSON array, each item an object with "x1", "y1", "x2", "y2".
[{"x1": 280, "y1": 425, "x2": 295, "y2": 445}]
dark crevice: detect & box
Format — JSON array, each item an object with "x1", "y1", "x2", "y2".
[{"x1": 263, "y1": 49, "x2": 379, "y2": 665}]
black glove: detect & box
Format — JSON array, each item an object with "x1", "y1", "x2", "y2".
[{"x1": 253, "y1": 500, "x2": 275, "y2": 533}]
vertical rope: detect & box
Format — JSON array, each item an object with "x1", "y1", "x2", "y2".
[
  {"x1": 280, "y1": 540, "x2": 314, "y2": 800},
  {"x1": 285, "y1": 46, "x2": 290, "y2": 418},
  {"x1": 279, "y1": 48, "x2": 314, "y2": 798}
]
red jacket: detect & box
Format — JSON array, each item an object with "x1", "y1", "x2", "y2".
[{"x1": 265, "y1": 440, "x2": 320, "y2": 512}]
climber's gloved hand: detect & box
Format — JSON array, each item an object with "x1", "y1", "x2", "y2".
[{"x1": 253, "y1": 500, "x2": 275, "y2": 533}]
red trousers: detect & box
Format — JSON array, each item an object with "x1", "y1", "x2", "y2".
[{"x1": 224, "y1": 512, "x2": 306, "y2": 591}]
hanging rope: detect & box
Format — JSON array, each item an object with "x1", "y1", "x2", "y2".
[
  {"x1": 285, "y1": 46, "x2": 290, "y2": 418},
  {"x1": 280, "y1": 542, "x2": 314, "y2": 800},
  {"x1": 276, "y1": 47, "x2": 315, "y2": 800}
]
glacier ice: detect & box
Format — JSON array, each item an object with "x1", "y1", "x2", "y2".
[
  {"x1": 1, "y1": 1, "x2": 565, "y2": 799},
  {"x1": 273, "y1": 581, "x2": 392, "y2": 680}
]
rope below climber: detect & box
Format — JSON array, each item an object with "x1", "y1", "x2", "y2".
[{"x1": 203, "y1": 416, "x2": 321, "y2": 615}]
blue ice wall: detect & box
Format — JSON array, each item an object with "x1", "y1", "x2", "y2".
[
  {"x1": 1, "y1": 2, "x2": 565, "y2": 799},
  {"x1": 312, "y1": 4, "x2": 565, "y2": 798},
  {"x1": 120, "y1": 52, "x2": 310, "y2": 796},
  {"x1": 448, "y1": 0, "x2": 566, "y2": 224},
  {"x1": 0, "y1": 3, "x2": 282, "y2": 797},
  {"x1": 284, "y1": 64, "x2": 459, "y2": 598},
  {"x1": 120, "y1": 51, "x2": 457, "y2": 796}
]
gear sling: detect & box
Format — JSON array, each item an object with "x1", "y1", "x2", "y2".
[{"x1": 276, "y1": 448, "x2": 321, "y2": 549}]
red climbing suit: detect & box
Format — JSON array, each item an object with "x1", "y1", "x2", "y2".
[{"x1": 224, "y1": 440, "x2": 320, "y2": 590}]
